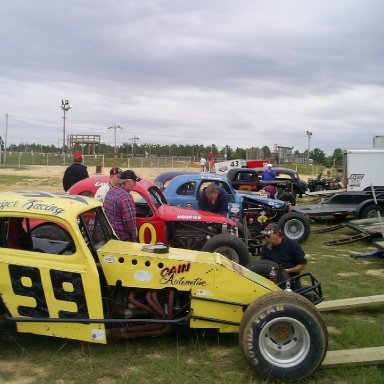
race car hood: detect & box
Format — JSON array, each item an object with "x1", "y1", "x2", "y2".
[
  {"x1": 239, "y1": 192, "x2": 288, "y2": 209},
  {"x1": 157, "y1": 204, "x2": 238, "y2": 225}
]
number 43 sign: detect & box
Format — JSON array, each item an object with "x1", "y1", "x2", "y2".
[{"x1": 214, "y1": 159, "x2": 247, "y2": 174}]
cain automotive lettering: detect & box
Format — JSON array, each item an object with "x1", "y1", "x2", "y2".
[{"x1": 160, "y1": 263, "x2": 207, "y2": 286}]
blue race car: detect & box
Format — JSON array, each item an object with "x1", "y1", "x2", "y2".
[{"x1": 162, "y1": 173, "x2": 311, "y2": 253}]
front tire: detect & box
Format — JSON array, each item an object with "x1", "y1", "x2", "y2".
[
  {"x1": 277, "y1": 212, "x2": 310, "y2": 243},
  {"x1": 202, "y1": 234, "x2": 249, "y2": 265},
  {"x1": 239, "y1": 291, "x2": 327, "y2": 381}
]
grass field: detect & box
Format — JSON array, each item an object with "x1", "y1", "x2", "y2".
[{"x1": 0, "y1": 169, "x2": 383, "y2": 383}]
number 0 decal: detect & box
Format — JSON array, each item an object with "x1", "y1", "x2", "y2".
[{"x1": 138, "y1": 223, "x2": 157, "y2": 244}]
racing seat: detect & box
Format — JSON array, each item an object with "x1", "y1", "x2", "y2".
[{"x1": 7, "y1": 218, "x2": 33, "y2": 251}]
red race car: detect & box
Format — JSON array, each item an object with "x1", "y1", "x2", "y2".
[{"x1": 66, "y1": 176, "x2": 250, "y2": 265}]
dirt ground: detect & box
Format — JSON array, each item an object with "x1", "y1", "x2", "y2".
[{"x1": 0, "y1": 165, "x2": 176, "y2": 180}]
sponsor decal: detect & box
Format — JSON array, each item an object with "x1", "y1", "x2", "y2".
[
  {"x1": 231, "y1": 261, "x2": 245, "y2": 276},
  {"x1": 161, "y1": 263, "x2": 191, "y2": 278},
  {"x1": 349, "y1": 173, "x2": 364, "y2": 187},
  {"x1": 91, "y1": 329, "x2": 105, "y2": 340},
  {"x1": 103, "y1": 255, "x2": 117, "y2": 264},
  {"x1": 134, "y1": 270, "x2": 153, "y2": 282},
  {"x1": 176, "y1": 214, "x2": 202, "y2": 220},
  {"x1": 0, "y1": 200, "x2": 19, "y2": 210},
  {"x1": 350, "y1": 174, "x2": 364, "y2": 180},
  {"x1": 160, "y1": 263, "x2": 207, "y2": 286},
  {"x1": 196, "y1": 289, "x2": 213, "y2": 296},
  {"x1": 21, "y1": 199, "x2": 65, "y2": 215}
]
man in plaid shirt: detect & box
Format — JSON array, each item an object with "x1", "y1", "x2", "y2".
[{"x1": 104, "y1": 169, "x2": 141, "y2": 241}]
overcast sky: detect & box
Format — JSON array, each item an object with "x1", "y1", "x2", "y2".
[{"x1": 1, "y1": 0, "x2": 384, "y2": 155}]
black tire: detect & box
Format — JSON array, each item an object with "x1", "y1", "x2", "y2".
[
  {"x1": 239, "y1": 291, "x2": 328, "y2": 381},
  {"x1": 202, "y1": 234, "x2": 249, "y2": 266},
  {"x1": 357, "y1": 202, "x2": 384, "y2": 219},
  {"x1": 31, "y1": 224, "x2": 71, "y2": 241},
  {"x1": 277, "y1": 212, "x2": 310, "y2": 243},
  {"x1": 247, "y1": 260, "x2": 289, "y2": 282},
  {"x1": 315, "y1": 184, "x2": 325, "y2": 192}
]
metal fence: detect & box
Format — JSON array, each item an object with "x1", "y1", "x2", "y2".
[{"x1": 0, "y1": 152, "x2": 194, "y2": 170}]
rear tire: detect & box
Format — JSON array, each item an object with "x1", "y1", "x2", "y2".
[
  {"x1": 277, "y1": 212, "x2": 310, "y2": 243},
  {"x1": 247, "y1": 260, "x2": 289, "y2": 282},
  {"x1": 202, "y1": 234, "x2": 249, "y2": 265},
  {"x1": 357, "y1": 202, "x2": 384, "y2": 219},
  {"x1": 239, "y1": 291, "x2": 327, "y2": 381}
]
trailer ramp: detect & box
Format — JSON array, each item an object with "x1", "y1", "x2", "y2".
[{"x1": 313, "y1": 218, "x2": 384, "y2": 245}]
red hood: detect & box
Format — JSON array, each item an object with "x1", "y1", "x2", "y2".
[{"x1": 157, "y1": 204, "x2": 237, "y2": 225}]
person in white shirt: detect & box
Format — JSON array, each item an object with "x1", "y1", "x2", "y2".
[
  {"x1": 200, "y1": 157, "x2": 207, "y2": 172},
  {"x1": 95, "y1": 167, "x2": 122, "y2": 203}
]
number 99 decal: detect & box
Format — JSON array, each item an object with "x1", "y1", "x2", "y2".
[{"x1": 8, "y1": 265, "x2": 89, "y2": 319}]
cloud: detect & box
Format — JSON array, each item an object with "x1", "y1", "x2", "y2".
[{"x1": 1, "y1": 0, "x2": 384, "y2": 155}]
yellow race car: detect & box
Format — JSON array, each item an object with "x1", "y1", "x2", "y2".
[{"x1": 0, "y1": 191, "x2": 327, "y2": 381}]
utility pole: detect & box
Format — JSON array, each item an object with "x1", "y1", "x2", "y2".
[
  {"x1": 4, "y1": 113, "x2": 8, "y2": 164},
  {"x1": 61, "y1": 100, "x2": 72, "y2": 165},
  {"x1": 130, "y1": 135, "x2": 140, "y2": 157},
  {"x1": 306, "y1": 131, "x2": 313, "y2": 164},
  {"x1": 108, "y1": 123, "x2": 123, "y2": 155}
]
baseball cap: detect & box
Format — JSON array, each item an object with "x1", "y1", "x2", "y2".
[
  {"x1": 110, "y1": 167, "x2": 122, "y2": 176},
  {"x1": 119, "y1": 170, "x2": 141, "y2": 182},
  {"x1": 261, "y1": 223, "x2": 282, "y2": 236},
  {"x1": 73, "y1": 153, "x2": 83, "y2": 161},
  {"x1": 267, "y1": 163, "x2": 272, "y2": 168}
]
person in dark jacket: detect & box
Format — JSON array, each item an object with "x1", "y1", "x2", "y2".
[
  {"x1": 63, "y1": 153, "x2": 89, "y2": 191},
  {"x1": 198, "y1": 183, "x2": 228, "y2": 216},
  {"x1": 260, "y1": 223, "x2": 307, "y2": 288}
]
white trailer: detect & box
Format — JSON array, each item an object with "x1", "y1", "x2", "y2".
[
  {"x1": 345, "y1": 149, "x2": 384, "y2": 192},
  {"x1": 293, "y1": 149, "x2": 384, "y2": 220}
]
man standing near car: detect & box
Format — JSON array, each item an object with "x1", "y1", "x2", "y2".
[
  {"x1": 198, "y1": 183, "x2": 228, "y2": 216},
  {"x1": 260, "y1": 223, "x2": 307, "y2": 281},
  {"x1": 95, "y1": 167, "x2": 122, "y2": 203},
  {"x1": 63, "y1": 153, "x2": 89, "y2": 191},
  {"x1": 104, "y1": 170, "x2": 141, "y2": 242},
  {"x1": 261, "y1": 163, "x2": 276, "y2": 181}
]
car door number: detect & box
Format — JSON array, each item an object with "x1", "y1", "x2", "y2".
[{"x1": 8, "y1": 264, "x2": 89, "y2": 319}]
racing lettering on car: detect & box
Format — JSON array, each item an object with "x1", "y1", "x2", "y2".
[
  {"x1": 0, "y1": 200, "x2": 19, "y2": 210},
  {"x1": 176, "y1": 214, "x2": 202, "y2": 220},
  {"x1": 160, "y1": 262, "x2": 207, "y2": 286},
  {"x1": 22, "y1": 200, "x2": 65, "y2": 216},
  {"x1": 160, "y1": 275, "x2": 207, "y2": 286},
  {"x1": 160, "y1": 263, "x2": 191, "y2": 278}
]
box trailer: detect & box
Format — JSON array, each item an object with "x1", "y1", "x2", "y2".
[
  {"x1": 345, "y1": 149, "x2": 384, "y2": 192},
  {"x1": 293, "y1": 149, "x2": 384, "y2": 220}
]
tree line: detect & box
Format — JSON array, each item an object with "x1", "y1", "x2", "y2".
[{"x1": 8, "y1": 142, "x2": 344, "y2": 167}]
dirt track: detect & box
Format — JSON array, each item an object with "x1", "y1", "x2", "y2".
[{"x1": 0, "y1": 165, "x2": 196, "y2": 192}]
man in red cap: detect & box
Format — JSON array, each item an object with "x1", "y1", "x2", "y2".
[{"x1": 62, "y1": 153, "x2": 89, "y2": 191}]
